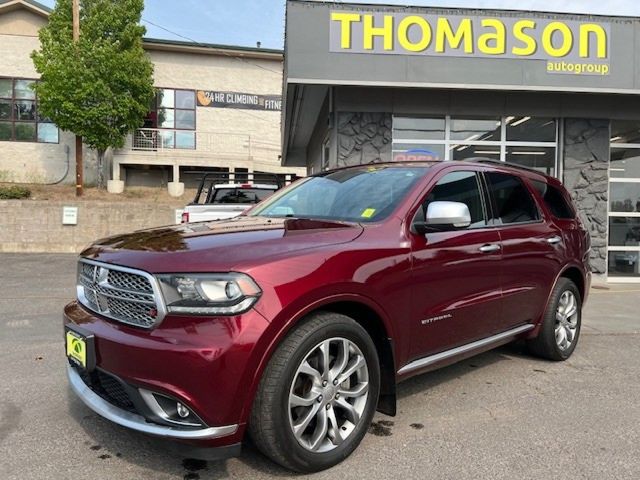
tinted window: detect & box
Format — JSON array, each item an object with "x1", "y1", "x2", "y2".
[
  {"x1": 486, "y1": 172, "x2": 540, "y2": 224},
  {"x1": 531, "y1": 180, "x2": 575, "y2": 219},
  {"x1": 251, "y1": 166, "x2": 427, "y2": 223},
  {"x1": 425, "y1": 171, "x2": 486, "y2": 228},
  {"x1": 211, "y1": 188, "x2": 275, "y2": 204}
]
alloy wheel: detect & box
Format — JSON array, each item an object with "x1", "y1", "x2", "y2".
[
  {"x1": 288, "y1": 337, "x2": 370, "y2": 453},
  {"x1": 555, "y1": 290, "x2": 579, "y2": 351}
]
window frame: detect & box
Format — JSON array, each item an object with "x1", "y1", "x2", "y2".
[
  {"x1": 151, "y1": 87, "x2": 197, "y2": 150},
  {"x1": 609, "y1": 127, "x2": 640, "y2": 280},
  {"x1": 415, "y1": 169, "x2": 491, "y2": 231},
  {"x1": 392, "y1": 115, "x2": 559, "y2": 178},
  {"x1": 530, "y1": 179, "x2": 576, "y2": 220},
  {"x1": 0, "y1": 76, "x2": 59, "y2": 144},
  {"x1": 481, "y1": 171, "x2": 544, "y2": 227}
]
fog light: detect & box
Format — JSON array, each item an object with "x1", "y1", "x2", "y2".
[
  {"x1": 176, "y1": 402, "x2": 189, "y2": 418},
  {"x1": 139, "y1": 388, "x2": 205, "y2": 427}
]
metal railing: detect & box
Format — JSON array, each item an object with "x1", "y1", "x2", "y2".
[{"x1": 124, "y1": 128, "x2": 266, "y2": 156}]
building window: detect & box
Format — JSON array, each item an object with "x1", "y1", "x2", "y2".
[
  {"x1": 140, "y1": 88, "x2": 196, "y2": 150},
  {"x1": 0, "y1": 77, "x2": 59, "y2": 144},
  {"x1": 609, "y1": 120, "x2": 640, "y2": 279},
  {"x1": 392, "y1": 115, "x2": 558, "y2": 176}
]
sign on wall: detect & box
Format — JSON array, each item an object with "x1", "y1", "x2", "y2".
[
  {"x1": 330, "y1": 11, "x2": 611, "y2": 76},
  {"x1": 196, "y1": 90, "x2": 282, "y2": 111}
]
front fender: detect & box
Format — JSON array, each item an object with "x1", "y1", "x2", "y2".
[{"x1": 237, "y1": 289, "x2": 397, "y2": 425}]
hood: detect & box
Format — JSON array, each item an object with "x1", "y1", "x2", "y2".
[{"x1": 81, "y1": 216, "x2": 363, "y2": 273}]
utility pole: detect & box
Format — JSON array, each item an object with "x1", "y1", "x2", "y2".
[{"x1": 72, "y1": 0, "x2": 83, "y2": 197}]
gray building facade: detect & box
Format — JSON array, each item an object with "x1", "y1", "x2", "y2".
[{"x1": 282, "y1": 0, "x2": 640, "y2": 281}]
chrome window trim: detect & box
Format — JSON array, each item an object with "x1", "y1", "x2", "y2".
[
  {"x1": 77, "y1": 258, "x2": 168, "y2": 328},
  {"x1": 67, "y1": 365, "x2": 237, "y2": 440}
]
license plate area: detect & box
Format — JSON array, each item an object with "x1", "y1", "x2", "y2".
[{"x1": 65, "y1": 325, "x2": 96, "y2": 372}]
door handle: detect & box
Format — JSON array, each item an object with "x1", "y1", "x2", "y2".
[
  {"x1": 547, "y1": 235, "x2": 562, "y2": 245},
  {"x1": 479, "y1": 244, "x2": 501, "y2": 253}
]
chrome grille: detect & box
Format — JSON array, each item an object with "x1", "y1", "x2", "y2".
[{"x1": 77, "y1": 260, "x2": 164, "y2": 328}]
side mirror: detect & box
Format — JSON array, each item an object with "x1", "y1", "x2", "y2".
[{"x1": 413, "y1": 201, "x2": 471, "y2": 234}]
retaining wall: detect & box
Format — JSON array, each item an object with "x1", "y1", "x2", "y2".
[{"x1": 0, "y1": 200, "x2": 182, "y2": 253}]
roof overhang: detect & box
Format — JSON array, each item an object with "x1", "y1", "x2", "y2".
[
  {"x1": 0, "y1": 0, "x2": 51, "y2": 17},
  {"x1": 282, "y1": 84, "x2": 329, "y2": 167},
  {"x1": 143, "y1": 38, "x2": 283, "y2": 61}
]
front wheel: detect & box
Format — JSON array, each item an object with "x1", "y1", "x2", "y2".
[{"x1": 249, "y1": 312, "x2": 380, "y2": 472}]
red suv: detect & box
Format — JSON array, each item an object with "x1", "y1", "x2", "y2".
[{"x1": 64, "y1": 160, "x2": 591, "y2": 472}]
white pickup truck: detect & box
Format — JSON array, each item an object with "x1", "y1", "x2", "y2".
[{"x1": 181, "y1": 175, "x2": 281, "y2": 223}]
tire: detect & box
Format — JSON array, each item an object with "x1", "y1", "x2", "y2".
[
  {"x1": 249, "y1": 311, "x2": 380, "y2": 472},
  {"x1": 527, "y1": 278, "x2": 582, "y2": 361}
]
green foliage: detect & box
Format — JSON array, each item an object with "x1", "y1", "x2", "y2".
[
  {"x1": 0, "y1": 185, "x2": 31, "y2": 199},
  {"x1": 31, "y1": 0, "x2": 155, "y2": 155}
]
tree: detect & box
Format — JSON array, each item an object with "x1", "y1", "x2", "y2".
[{"x1": 32, "y1": 0, "x2": 155, "y2": 188}]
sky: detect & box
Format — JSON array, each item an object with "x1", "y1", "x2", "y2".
[{"x1": 36, "y1": 0, "x2": 640, "y2": 50}]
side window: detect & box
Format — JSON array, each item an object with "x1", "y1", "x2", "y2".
[
  {"x1": 531, "y1": 180, "x2": 576, "y2": 219},
  {"x1": 485, "y1": 172, "x2": 540, "y2": 224},
  {"x1": 425, "y1": 171, "x2": 487, "y2": 228}
]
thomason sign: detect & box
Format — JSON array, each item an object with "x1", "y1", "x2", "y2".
[{"x1": 330, "y1": 12, "x2": 610, "y2": 75}]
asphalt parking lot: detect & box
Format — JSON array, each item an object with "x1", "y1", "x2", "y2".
[{"x1": 1, "y1": 253, "x2": 639, "y2": 480}]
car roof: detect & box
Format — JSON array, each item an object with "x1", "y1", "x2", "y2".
[{"x1": 317, "y1": 159, "x2": 558, "y2": 185}]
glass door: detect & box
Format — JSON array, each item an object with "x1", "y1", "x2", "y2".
[{"x1": 609, "y1": 121, "x2": 640, "y2": 281}]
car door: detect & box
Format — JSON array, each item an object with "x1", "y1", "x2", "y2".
[
  {"x1": 483, "y1": 171, "x2": 565, "y2": 331},
  {"x1": 409, "y1": 169, "x2": 503, "y2": 360}
]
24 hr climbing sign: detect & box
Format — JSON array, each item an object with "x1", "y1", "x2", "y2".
[{"x1": 196, "y1": 90, "x2": 282, "y2": 111}]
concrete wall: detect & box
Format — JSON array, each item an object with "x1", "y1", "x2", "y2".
[
  {"x1": 563, "y1": 119, "x2": 610, "y2": 274},
  {"x1": 0, "y1": 8, "x2": 46, "y2": 35},
  {"x1": 0, "y1": 200, "x2": 180, "y2": 253}
]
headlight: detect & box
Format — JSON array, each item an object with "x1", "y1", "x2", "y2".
[{"x1": 156, "y1": 273, "x2": 261, "y2": 316}]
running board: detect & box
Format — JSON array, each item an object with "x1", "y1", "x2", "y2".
[{"x1": 397, "y1": 324, "x2": 534, "y2": 376}]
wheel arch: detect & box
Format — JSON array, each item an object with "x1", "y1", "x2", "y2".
[
  {"x1": 242, "y1": 295, "x2": 398, "y2": 427},
  {"x1": 528, "y1": 263, "x2": 587, "y2": 339},
  {"x1": 559, "y1": 265, "x2": 586, "y2": 301}
]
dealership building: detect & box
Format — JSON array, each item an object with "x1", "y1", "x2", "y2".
[
  {"x1": 281, "y1": 0, "x2": 640, "y2": 281},
  {"x1": 0, "y1": 0, "x2": 303, "y2": 196}
]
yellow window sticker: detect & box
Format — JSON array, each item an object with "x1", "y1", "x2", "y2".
[{"x1": 361, "y1": 208, "x2": 376, "y2": 218}]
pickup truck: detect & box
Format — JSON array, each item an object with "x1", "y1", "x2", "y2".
[{"x1": 181, "y1": 173, "x2": 280, "y2": 223}]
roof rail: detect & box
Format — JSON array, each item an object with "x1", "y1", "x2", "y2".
[{"x1": 461, "y1": 157, "x2": 546, "y2": 176}]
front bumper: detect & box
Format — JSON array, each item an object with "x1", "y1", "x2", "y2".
[
  {"x1": 64, "y1": 300, "x2": 272, "y2": 450},
  {"x1": 67, "y1": 364, "x2": 237, "y2": 440}
]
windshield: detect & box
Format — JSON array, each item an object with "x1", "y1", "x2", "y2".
[
  {"x1": 210, "y1": 188, "x2": 275, "y2": 204},
  {"x1": 249, "y1": 166, "x2": 428, "y2": 222}
]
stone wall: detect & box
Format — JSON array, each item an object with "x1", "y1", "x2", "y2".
[
  {"x1": 0, "y1": 200, "x2": 181, "y2": 253},
  {"x1": 337, "y1": 113, "x2": 392, "y2": 168},
  {"x1": 563, "y1": 119, "x2": 610, "y2": 274}
]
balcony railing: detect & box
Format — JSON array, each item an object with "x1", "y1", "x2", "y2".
[{"x1": 122, "y1": 128, "x2": 270, "y2": 157}]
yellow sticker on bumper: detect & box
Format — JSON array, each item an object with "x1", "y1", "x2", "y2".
[{"x1": 66, "y1": 330, "x2": 86, "y2": 369}]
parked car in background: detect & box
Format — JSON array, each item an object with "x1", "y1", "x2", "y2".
[
  {"x1": 64, "y1": 159, "x2": 590, "y2": 472},
  {"x1": 181, "y1": 173, "x2": 281, "y2": 223}
]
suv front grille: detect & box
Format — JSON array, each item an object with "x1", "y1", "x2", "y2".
[{"x1": 77, "y1": 260, "x2": 164, "y2": 328}]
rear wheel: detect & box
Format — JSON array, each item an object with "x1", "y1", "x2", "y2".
[
  {"x1": 528, "y1": 278, "x2": 582, "y2": 361},
  {"x1": 249, "y1": 312, "x2": 380, "y2": 472}
]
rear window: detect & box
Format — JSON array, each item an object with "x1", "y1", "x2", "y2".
[
  {"x1": 531, "y1": 180, "x2": 576, "y2": 219},
  {"x1": 210, "y1": 188, "x2": 275, "y2": 204},
  {"x1": 485, "y1": 172, "x2": 540, "y2": 224}
]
